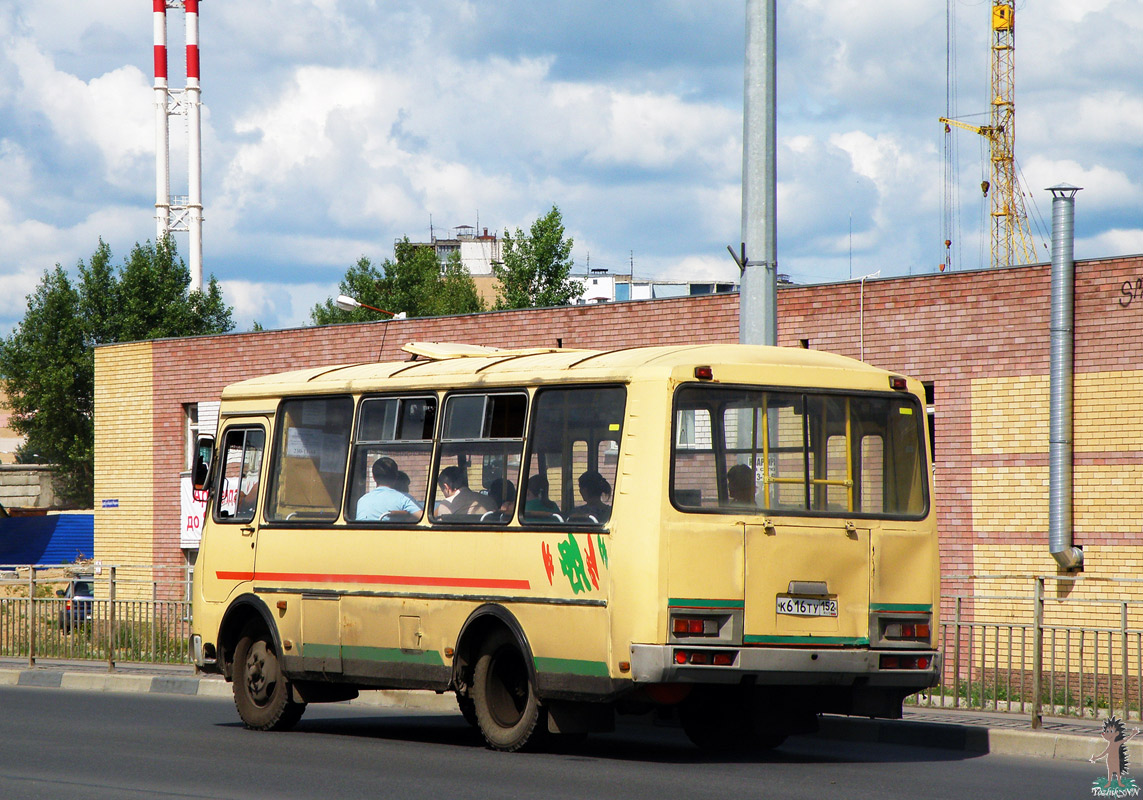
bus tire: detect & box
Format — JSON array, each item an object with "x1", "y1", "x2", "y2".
[
  {"x1": 457, "y1": 693, "x2": 479, "y2": 728},
  {"x1": 471, "y1": 630, "x2": 544, "y2": 751},
  {"x1": 232, "y1": 624, "x2": 305, "y2": 731}
]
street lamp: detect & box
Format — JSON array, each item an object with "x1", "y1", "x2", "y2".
[{"x1": 335, "y1": 295, "x2": 406, "y2": 320}]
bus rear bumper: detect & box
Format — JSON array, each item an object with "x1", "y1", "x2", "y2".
[{"x1": 630, "y1": 643, "x2": 941, "y2": 689}]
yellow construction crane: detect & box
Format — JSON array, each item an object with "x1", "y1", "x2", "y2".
[{"x1": 940, "y1": 0, "x2": 1037, "y2": 270}]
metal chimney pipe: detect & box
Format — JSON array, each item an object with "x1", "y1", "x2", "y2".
[
  {"x1": 1048, "y1": 183, "x2": 1082, "y2": 570},
  {"x1": 739, "y1": 0, "x2": 777, "y2": 346}
]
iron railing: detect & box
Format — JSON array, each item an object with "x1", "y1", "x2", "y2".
[
  {"x1": 0, "y1": 564, "x2": 192, "y2": 668},
  {"x1": 2, "y1": 565, "x2": 1136, "y2": 729},
  {"x1": 923, "y1": 574, "x2": 1143, "y2": 727}
]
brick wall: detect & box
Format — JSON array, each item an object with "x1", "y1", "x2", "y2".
[
  {"x1": 93, "y1": 341, "x2": 155, "y2": 595},
  {"x1": 93, "y1": 255, "x2": 1143, "y2": 615}
]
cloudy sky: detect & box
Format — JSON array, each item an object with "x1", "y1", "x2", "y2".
[{"x1": 1, "y1": 1, "x2": 1140, "y2": 332}]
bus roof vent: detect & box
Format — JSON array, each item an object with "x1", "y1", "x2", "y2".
[{"x1": 401, "y1": 341, "x2": 586, "y2": 362}]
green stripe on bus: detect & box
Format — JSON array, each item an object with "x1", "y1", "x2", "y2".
[
  {"x1": 305, "y1": 644, "x2": 445, "y2": 666},
  {"x1": 668, "y1": 598, "x2": 745, "y2": 609},
  {"x1": 533, "y1": 656, "x2": 610, "y2": 677},
  {"x1": 744, "y1": 635, "x2": 870, "y2": 646},
  {"x1": 870, "y1": 603, "x2": 932, "y2": 613},
  {"x1": 301, "y1": 643, "x2": 340, "y2": 659}
]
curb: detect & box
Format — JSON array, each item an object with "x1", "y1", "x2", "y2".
[
  {"x1": 0, "y1": 664, "x2": 1126, "y2": 762},
  {"x1": 817, "y1": 715, "x2": 1130, "y2": 763}
]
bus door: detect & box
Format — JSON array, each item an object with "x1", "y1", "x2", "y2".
[
  {"x1": 200, "y1": 420, "x2": 267, "y2": 603},
  {"x1": 743, "y1": 521, "x2": 870, "y2": 646},
  {"x1": 741, "y1": 392, "x2": 872, "y2": 646}
]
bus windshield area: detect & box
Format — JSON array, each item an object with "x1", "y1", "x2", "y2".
[{"x1": 672, "y1": 385, "x2": 928, "y2": 518}]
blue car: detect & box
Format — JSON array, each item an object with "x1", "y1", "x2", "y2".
[{"x1": 57, "y1": 577, "x2": 94, "y2": 633}]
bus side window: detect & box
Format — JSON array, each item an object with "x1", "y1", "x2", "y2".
[
  {"x1": 214, "y1": 427, "x2": 265, "y2": 524},
  {"x1": 522, "y1": 386, "x2": 626, "y2": 526},
  {"x1": 265, "y1": 396, "x2": 353, "y2": 523},
  {"x1": 347, "y1": 396, "x2": 436, "y2": 523},
  {"x1": 432, "y1": 392, "x2": 526, "y2": 524}
]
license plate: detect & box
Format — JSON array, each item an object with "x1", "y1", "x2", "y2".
[{"x1": 776, "y1": 596, "x2": 838, "y2": 617}]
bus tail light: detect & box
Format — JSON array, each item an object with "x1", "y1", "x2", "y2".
[
  {"x1": 880, "y1": 654, "x2": 932, "y2": 670},
  {"x1": 884, "y1": 622, "x2": 931, "y2": 641},
  {"x1": 672, "y1": 616, "x2": 719, "y2": 637},
  {"x1": 674, "y1": 649, "x2": 738, "y2": 667}
]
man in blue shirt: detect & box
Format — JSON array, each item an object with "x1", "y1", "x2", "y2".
[{"x1": 356, "y1": 457, "x2": 422, "y2": 521}]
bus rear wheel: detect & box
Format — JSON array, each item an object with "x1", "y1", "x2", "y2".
[
  {"x1": 471, "y1": 630, "x2": 544, "y2": 751},
  {"x1": 232, "y1": 624, "x2": 305, "y2": 731}
]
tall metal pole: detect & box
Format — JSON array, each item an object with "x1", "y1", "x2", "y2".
[
  {"x1": 1048, "y1": 183, "x2": 1082, "y2": 570},
  {"x1": 186, "y1": 0, "x2": 204, "y2": 291},
  {"x1": 153, "y1": 0, "x2": 170, "y2": 241},
  {"x1": 740, "y1": 0, "x2": 778, "y2": 345}
]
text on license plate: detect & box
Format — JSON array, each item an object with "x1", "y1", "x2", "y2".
[{"x1": 776, "y1": 596, "x2": 838, "y2": 617}]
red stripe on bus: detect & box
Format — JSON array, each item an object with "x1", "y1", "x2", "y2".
[{"x1": 215, "y1": 571, "x2": 529, "y2": 591}]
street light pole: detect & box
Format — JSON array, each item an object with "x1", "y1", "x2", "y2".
[{"x1": 335, "y1": 295, "x2": 406, "y2": 319}]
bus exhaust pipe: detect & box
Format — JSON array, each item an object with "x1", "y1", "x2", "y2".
[{"x1": 1048, "y1": 184, "x2": 1083, "y2": 571}]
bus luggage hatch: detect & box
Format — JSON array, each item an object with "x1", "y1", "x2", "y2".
[{"x1": 743, "y1": 522, "x2": 870, "y2": 647}]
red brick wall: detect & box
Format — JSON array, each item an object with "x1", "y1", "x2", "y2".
[{"x1": 138, "y1": 255, "x2": 1143, "y2": 600}]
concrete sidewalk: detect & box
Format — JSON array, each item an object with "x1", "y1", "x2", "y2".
[{"x1": 0, "y1": 658, "x2": 1127, "y2": 762}]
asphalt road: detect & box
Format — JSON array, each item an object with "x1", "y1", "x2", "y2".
[{"x1": 0, "y1": 687, "x2": 1103, "y2": 800}]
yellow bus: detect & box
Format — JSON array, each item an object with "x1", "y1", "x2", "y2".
[{"x1": 190, "y1": 342, "x2": 939, "y2": 751}]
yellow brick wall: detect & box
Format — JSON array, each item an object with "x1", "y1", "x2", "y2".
[
  {"x1": 971, "y1": 375, "x2": 1049, "y2": 455},
  {"x1": 965, "y1": 372, "x2": 1143, "y2": 678},
  {"x1": 1075, "y1": 372, "x2": 1143, "y2": 451},
  {"x1": 93, "y1": 342, "x2": 155, "y2": 597},
  {"x1": 972, "y1": 372, "x2": 1143, "y2": 455}
]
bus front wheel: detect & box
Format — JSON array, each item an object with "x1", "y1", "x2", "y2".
[
  {"x1": 471, "y1": 630, "x2": 544, "y2": 751},
  {"x1": 232, "y1": 624, "x2": 305, "y2": 731}
]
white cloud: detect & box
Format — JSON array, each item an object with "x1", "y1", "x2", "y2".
[
  {"x1": 0, "y1": 1, "x2": 1141, "y2": 331},
  {"x1": 1078, "y1": 229, "x2": 1143, "y2": 260},
  {"x1": 9, "y1": 37, "x2": 151, "y2": 187},
  {"x1": 219, "y1": 279, "x2": 339, "y2": 331}
]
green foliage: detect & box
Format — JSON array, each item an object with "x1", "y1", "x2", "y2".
[
  {"x1": 311, "y1": 241, "x2": 485, "y2": 325},
  {"x1": 0, "y1": 237, "x2": 234, "y2": 506},
  {"x1": 492, "y1": 205, "x2": 580, "y2": 309}
]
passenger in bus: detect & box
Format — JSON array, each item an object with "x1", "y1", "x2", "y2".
[
  {"x1": 434, "y1": 465, "x2": 495, "y2": 516},
  {"x1": 356, "y1": 457, "x2": 422, "y2": 521},
  {"x1": 486, "y1": 478, "x2": 517, "y2": 517},
  {"x1": 395, "y1": 471, "x2": 413, "y2": 497},
  {"x1": 726, "y1": 463, "x2": 757, "y2": 507},
  {"x1": 573, "y1": 470, "x2": 612, "y2": 522},
  {"x1": 523, "y1": 475, "x2": 560, "y2": 515}
]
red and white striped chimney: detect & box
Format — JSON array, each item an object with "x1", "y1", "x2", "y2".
[
  {"x1": 153, "y1": 0, "x2": 170, "y2": 240},
  {"x1": 153, "y1": 0, "x2": 204, "y2": 292},
  {"x1": 186, "y1": 0, "x2": 203, "y2": 291}
]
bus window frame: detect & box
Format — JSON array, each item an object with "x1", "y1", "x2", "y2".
[
  {"x1": 669, "y1": 382, "x2": 930, "y2": 522},
  {"x1": 516, "y1": 382, "x2": 627, "y2": 530},
  {"x1": 343, "y1": 392, "x2": 439, "y2": 527},
  {"x1": 429, "y1": 389, "x2": 529, "y2": 527},
  {"x1": 261, "y1": 393, "x2": 356, "y2": 527},
  {"x1": 211, "y1": 425, "x2": 266, "y2": 525}
]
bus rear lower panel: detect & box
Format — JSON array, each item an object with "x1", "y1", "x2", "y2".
[{"x1": 629, "y1": 643, "x2": 940, "y2": 718}]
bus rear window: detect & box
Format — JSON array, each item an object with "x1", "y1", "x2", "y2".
[{"x1": 671, "y1": 386, "x2": 927, "y2": 518}]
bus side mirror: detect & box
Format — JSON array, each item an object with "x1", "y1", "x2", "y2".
[{"x1": 193, "y1": 435, "x2": 215, "y2": 492}]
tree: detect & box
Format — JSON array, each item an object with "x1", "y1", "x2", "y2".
[
  {"x1": 311, "y1": 240, "x2": 485, "y2": 325},
  {"x1": 0, "y1": 238, "x2": 234, "y2": 505},
  {"x1": 492, "y1": 206, "x2": 580, "y2": 309}
]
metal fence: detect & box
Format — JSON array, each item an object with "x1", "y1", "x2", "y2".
[
  {"x1": 0, "y1": 565, "x2": 192, "y2": 668},
  {"x1": 2, "y1": 564, "x2": 1137, "y2": 729},
  {"x1": 922, "y1": 574, "x2": 1143, "y2": 728}
]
